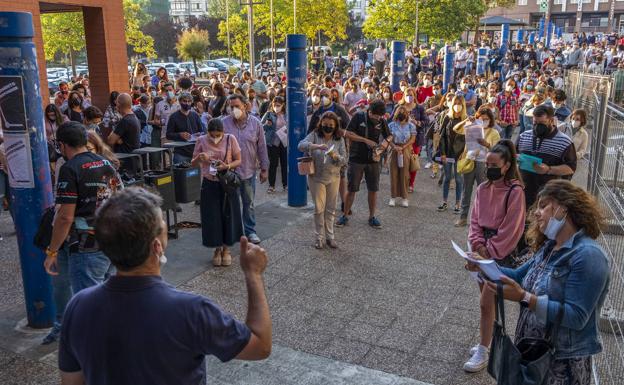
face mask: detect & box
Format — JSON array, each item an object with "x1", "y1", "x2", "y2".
[
  {"x1": 479, "y1": 92, "x2": 487, "y2": 98},
  {"x1": 452, "y1": 105, "x2": 462, "y2": 113},
  {"x1": 543, "y1": 206, "x2": 567, "y2": 240},
  {"x1": 423, "y1": 80, "x2": 431, "y2": 87},
  {"x1": 400, "y1": 85, "x2": 407, "y2": 92},
  {"x1": 273, "y1": 104, "x2": 283, "y2": 113},
  {"x1": 383, "y1": 92, "x2": 390, "y2": 99},
  {"x1": 232, "y1": 107, "x2": 243, "y2": 120},
  {"x1": 312, "y1": 95, "x2": 320, "y2": 104},
  {"x1": 527, "y1": 85, "x2": 534, "y2": 91},
  {"x1": 151, "y1": 91, "x2": 157, "y2": 97},
  {"x1": 405, "y1": 95, "x2": 414, "y2": 104},
  {"x1": 322, "y1": 96, "x2": 331, "y2": 106},
  {"x1": 447, "y1": 102, "x2": 454, "y2": 109},
  {"x1": 209, "y1": 133, "x2": 224, "y2": 144},
  {"x1": 433, "y1": 89, "x2": 441, "y2": 95},
  {"x1": 534, "y1": 122, "x2": 550, "y2": 138},
  {"x1": 486, "y1": 167, "x2": 502, "y2": 181},
  {"x1": 553, "y1": 103, "x2": 562, "y2": 109},
  {"x1": 167, "y1": 91, "x2": 175, "y2": 99},
  {"x1": 481, "y1": 119, "x2": 490, "y2": 127},
  {"x1": 488, "y1": 96, "x2": 497, "y2": 104},
  {"x1": 180, "y1": 102, "x2": 191, "y2": 112},
  {"x1": 572, "y1": 120, "x2": 581, "y2": 129},
  {"x1": 367, "y1": 93, "x2": 375, "y2": 100},
  {"x1": 322, "y1": 125, "x2": 334, "y2": 134}
]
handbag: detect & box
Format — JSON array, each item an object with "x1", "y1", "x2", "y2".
[
  {"x1": 217, "y1": 135, "x2": 242, "y2": 194},
  {"x1": 409, "y1": 152, "x2": 421, "y2": 172},
  {"x1": 297, "y1": 156, "x2": 315, "y2": 175},
  {"x1": 34, "y1": 206, "x2": 55, "y2": 250},
  {"x1": 488, "y1": 283, "x2": 564, "y2": 385},
  {"x1": 457, "y1": 151, "x2": 475, "y2": 174}
]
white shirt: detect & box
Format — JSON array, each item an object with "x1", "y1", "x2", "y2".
[
  {"x1": 155, "y1": 100, "x2": 180, "y2": 138},
  {"x1": 373, "y1": 47, "x2": 387, "y2": 62}
]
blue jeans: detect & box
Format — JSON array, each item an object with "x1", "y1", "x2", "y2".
[
  {"x1": 240, "y1": 175, "x2": 257, "y2": 236},
  {"x1": 442, "y1": 162, "x2": 463, "y2": 203},
  {"x1": 425, "y1": 138, "x2": 434, "y2": 163},
  {"x1": 51, "y1": 248, "x2": 72, "y2": 324}
]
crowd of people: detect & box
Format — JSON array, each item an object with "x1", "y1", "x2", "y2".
[{"x1": 0, "y1": 33, "x2": 617, "y2": 385}]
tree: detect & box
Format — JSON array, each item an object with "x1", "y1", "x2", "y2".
[
  {"x1": 123, "y1": 0, "x2": 156, "y2": 58},
  {"x1": 206, "y1": 0, "x2": 241, "y2": 19},
  {"x1": 176, "y1": 28, "x2": 210, "y2": 75},
  {"x1": 218, "y1": 13, "x2": 249, "y2": 62},
  {"x1": 41, "y1": 12, "x2": 85, "y2": 76},
  {"x1": 142, "y1": 16, "x2": 180, "y2": 59}
]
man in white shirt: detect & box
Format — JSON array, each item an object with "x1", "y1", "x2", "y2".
[
  {"x1": 372, "y1": 42, "x2": 388, "y2": 78},
  {"x1": 454, "y1": 43, "x2": 468, "y2": 76}
]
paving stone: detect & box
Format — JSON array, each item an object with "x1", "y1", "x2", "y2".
[
  {"x1": 359, "y1": 347, "x2": 412, "y2": 377},
  {"x1": 339, "y1": 320, "x2": 385, "y2": 344},
  {"x1": 324, "y1": 337, "x2": 373, "y2": 365}
]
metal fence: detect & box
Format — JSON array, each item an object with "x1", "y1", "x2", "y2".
[{"x1": 566, "y1": 70, "x2": 624, "y2": 385}]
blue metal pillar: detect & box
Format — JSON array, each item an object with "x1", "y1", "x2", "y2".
[
  {"x1": 538, "y1": 17, "x2": 545, "y2": 42},
  {"x1": 556, "y1": 27, "x2": 562, "y2": 39},
  {"x1": 500, "y1": 23, "x2": 510, "y2": 58},
  {"x1": 529, "y1": 32, "x2": 536, "y2": 45},
  {"x1": 442, "y1": 45, "x2": 455, "y2": 93},
  {"x1": 517, "y1": 29, "x2": 525, "y2": 44},
  {"x1": 476, "y1": 47, "x2": 487, "y2": 76},
  {"x1": 546, "y1": 21, "x2": 554, "y2": 48},
  {"x1": 0, "y1": 12, "x2": 54, "y2": 328},
  {"x1": 286, "y1": 34, "x2": 307, "y2": 207},
  {"x1": 390, "y1": 41, "x2": 406, "y2": 94}
]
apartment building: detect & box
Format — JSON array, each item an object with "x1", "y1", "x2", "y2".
[
  {"x1": 169, "y1": 0, "x2": 209, "y2": 25},
  {"x1": 486, "y1": 0, "x2": 624, "y2": 34}
]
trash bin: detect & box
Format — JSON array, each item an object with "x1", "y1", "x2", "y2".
[
  {"x1": 173, "y1": 166, "x2": 201, "y2": 203},
  {"x1": 144, "y1": 170, "x2": 176, "y2": 210}
]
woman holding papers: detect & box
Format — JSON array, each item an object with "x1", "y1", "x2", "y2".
[
  {"x1": 452, "y1": 107, "x2": 501, "y2": 227},
  {"x1": 437, "y1": 95, "x2": 467, "y2": 213},
  {"x1": 463, "y1": 140, "x2": 526, "y2": 373},
  {"x1": 473, "y1": 180, "x2": 610, "y2": 385}
]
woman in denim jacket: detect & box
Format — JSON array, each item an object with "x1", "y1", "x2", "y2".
[
  {"x1": 473, "y1": 180, "x2": 610, "y2": 385},
  {"x1": 261, "y1": 96, "x2": 287, "y2": 193}
]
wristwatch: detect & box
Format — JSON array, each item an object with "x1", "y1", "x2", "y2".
[
  {"x1": 45, "y1": 247, "x2": 58, "y2": 258},
  {"x1": 520, "y1": 291, "x2": 531, "y2": 308}
]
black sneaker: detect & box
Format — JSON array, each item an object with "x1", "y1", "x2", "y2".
[
  {"x1": 453, "y1": 206, "x2": 461, "y2": 214},
  {"x1": 437, "y1": 203, "x2": 448, "y2": 212},
  {"x1": 368, "y1": 217, "x2": 382, "y2": 229}
]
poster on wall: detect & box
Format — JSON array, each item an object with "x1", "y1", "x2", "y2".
[{"x1": 4, "y1": 132, "x2": 34, "y2": 189}]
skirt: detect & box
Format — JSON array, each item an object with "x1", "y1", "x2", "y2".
[{"x1": 200, "y1": 178, "x2": 243, "y2": 248}]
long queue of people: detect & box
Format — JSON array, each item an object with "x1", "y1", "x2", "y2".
[{"x1": 0, "y1": 36, "x2": 614, "y2": 385}]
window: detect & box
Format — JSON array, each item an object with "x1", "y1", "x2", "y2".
[{"x1": 518, "y1": 0, "x2": 527, "y2": 5}]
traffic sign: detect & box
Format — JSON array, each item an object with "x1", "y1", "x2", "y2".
[{"x1": 539, "y1": 0, "x2": 548, "y2": 12}]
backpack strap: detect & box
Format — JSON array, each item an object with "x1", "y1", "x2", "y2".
[{"x1": 504, "y1": 183, "x2": 521, "y2": 213}]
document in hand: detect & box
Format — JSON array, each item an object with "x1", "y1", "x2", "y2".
[
  {"x1": 452, "y1": 241, "x2": 503, "y2": 281},
  {"x1": 517, "y1": 153, "x2": 543, "y2": 173}
]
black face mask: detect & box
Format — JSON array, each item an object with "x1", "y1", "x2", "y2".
[
  {"x1": 322, "y1": 125, "x2": 335, "y2": 134},
  {"x1": 533, "y1": 122, "x2": 550, "y2": 138},
  {"x1": 486, "y1": 167, "x2": 503, "y2": 181}
]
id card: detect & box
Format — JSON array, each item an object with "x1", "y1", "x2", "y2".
[{"x1": 209, "y1": 164, "x2": 218, "y2": 176}]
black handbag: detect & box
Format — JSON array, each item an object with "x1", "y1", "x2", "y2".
[
  {"x1": 217, "y1": 135, "x2": 241, "y2": 194},
  {"x1": 488, "y1": 283, "x2": 564, "y2": 385},
  {"x1": 34, "y1": 206, "x2": 55, "y2": 250}
]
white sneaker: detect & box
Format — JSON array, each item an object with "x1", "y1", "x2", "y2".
[
  {"x1": 400, "y1": 199, "x2": 409, "y2": 207},
  {"x1": 463, "y1": 345, "x2": 489, "y2": 373},
  {"x1": 424, "y1": 162, "x2": 432, "y2": 169},
  {"x1": 388, "y1": 198, "x2": 396, "y2": 207},
  {"x1": 469, "y1": 344, "x2": 480, "y2": 356}
]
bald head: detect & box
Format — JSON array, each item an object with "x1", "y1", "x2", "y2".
[{"x1": 116, "y1": 93, "x2": 132, "y2": 112}]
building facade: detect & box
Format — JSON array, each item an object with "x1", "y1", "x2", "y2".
[
  {"x1": 486, "y1": 0, "x2": 624, "y2": 34},
  {"x1": 169, "y1": 0, "x2": 208, "y2": 25},
  {"x1": 148, "y1": 0, "x2": 170, "y2": 18},
  {"x1": 350, "y1": 0, "x2": 369, "y2": 26}
]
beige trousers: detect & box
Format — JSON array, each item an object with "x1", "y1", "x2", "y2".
[
  {"x1": 390, "y1": 147, "x2": 412, "y2": 199},
  {"x1": 309, "y1": 177, "x2": 340, "y2": 242}
]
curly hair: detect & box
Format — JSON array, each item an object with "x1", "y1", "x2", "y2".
[{"x1": 526, "y1": 180, "x2": 604, "y2": 251}]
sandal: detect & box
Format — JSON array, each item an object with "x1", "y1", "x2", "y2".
[
  {"x1": 221, "y1": 249, "x2": 232, "y2": 266},
  {"x1": 267, "y1": 187, "x2": 275, "y2": 194},
  {"x1": 314, "y1": 240, "x2": 325, "y2": 249}
]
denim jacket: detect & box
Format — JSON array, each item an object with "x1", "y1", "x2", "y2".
[{"x1": 500, "y1": 230, "x2": 611, "y2": 359}]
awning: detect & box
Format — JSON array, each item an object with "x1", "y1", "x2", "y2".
[{"x1": 480, "y1": 16, "x2": 527, "y2": 26}]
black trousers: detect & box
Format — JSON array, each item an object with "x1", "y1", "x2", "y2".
[{"x1": 268, "y1": 143, "x2": 287, "y2": 188}]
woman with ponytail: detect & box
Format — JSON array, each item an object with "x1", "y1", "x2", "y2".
[{"x1": 462, "y1": 139, "x2": 527, "y2": 373}]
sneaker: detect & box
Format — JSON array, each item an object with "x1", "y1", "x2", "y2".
[
  {"x1": 212, "y1": 248, "x2": 222, "y2": 267},
  {"x1": 437, "y1": 202, "x2": 448, "y2": 212},
  {"x1": 408, "y1": 186, "x2": 414, "y2": 193},
  {"x1": 335, "y1": 215, "x2": 349, "y2": 227},
  {"x1": 453, "y1": 206, "x2": 461, "y2": 214},
  {"x1": 248, "y1": 233, "x2": 261, "y2": 244},
  {"x1": 400, "y1": 199, "x2": 409, "y2": 208},
  {"x1": 469, "y1": 344, "x2": 480, "y2": 356},
  {"x1": 221, "y1": 249, "x2": 232, "y2": 266},
  {"x1": 463, "y1": 345, "x2": 489, "y2": 373},
  {"x1": 41, "y1": 322, "x2": 62, "y2": 345},
  {"x1": 424, "y1": 162, "x2": 432, "y2": 169},
  {"x1": 267, "y1": 187, "x2": 275, "y2": 194},
  {"x1": 388, "y1": 198, "x2": 396, "y2": 207},
  {"x1": 368, "y1": 217, "x2": 382, "y2": 229},
  {"x1": 455, "y1": 218, "x2": 468, "y2": 227}
]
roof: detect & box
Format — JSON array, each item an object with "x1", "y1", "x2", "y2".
[{"x1": 480, "y1": 16, "x2": 527, "y2": 26}]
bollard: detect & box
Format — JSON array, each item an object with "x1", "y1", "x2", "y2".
[
  {"x1": 0, "y1": 12, "x2": 55, "y2": 328},
  {"x1": 442, "y1": 45, "x2": 455, "y2": 93},
  {"x1": 286, "y1": 34, "x2": 308, "y2": 207},
  {"x1": 517, "y1": 29, "x2": 525, "y2": 44},
  {"x1": 390, "y1": 41, "x2": 406, "y2": 93},
  {"x1": 476, "y1": 47, "x2": 487, "y2": 76}
]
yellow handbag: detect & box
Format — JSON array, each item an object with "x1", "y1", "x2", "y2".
[{"x1": 457, "y1": 151, "x2": 475, "y2": 174}]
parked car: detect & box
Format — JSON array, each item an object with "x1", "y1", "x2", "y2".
[
  {"x1": 203, "y1": 60, "x2": 228, "y2": 72},
  {"x1": 255, "y1": 59, "x2": 286, "y2": 76},
  {"x1": 197, "y1": 65, "x2": 220, "y2": 78},
  {"x1": 215, "y1": 58, "x2": 250, "y2": 70}
]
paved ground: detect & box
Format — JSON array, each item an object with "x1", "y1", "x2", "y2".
[{"x1": 0, "y1": 163, "x2": 523, "y2": 385}]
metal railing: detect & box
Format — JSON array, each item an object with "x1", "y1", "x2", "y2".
[{"x1": 566, "y1": 70, "x2": 624, "y2": 385}]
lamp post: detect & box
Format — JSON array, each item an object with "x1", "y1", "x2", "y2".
[
  {"x1": 293, "y1": 0, "x2": 297, "y2": 33},
  {"x1": 226, "y1": 0, "x2": 231, "y2": 59},
  {"x1": 239, "y1": 0, "x2": 264, "y2": 75},
  {"x1": 414, "y1": 0, "x2": 419, "y2": 46}
]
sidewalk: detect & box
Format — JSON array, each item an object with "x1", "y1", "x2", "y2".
[{"x1": 0, "y1": 166, "x2": 517, "y2": 385}]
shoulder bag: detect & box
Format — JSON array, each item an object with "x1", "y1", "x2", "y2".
[
  {"x1": 217, "y1": 135, "x2": 242, "y2": 194},
  {"x1": 298, "y1": 133, "x2": 316, "y2": 176},
  {"x1": 34, "y1": 206, "x2": 55, "y2": 250},
  {"x1": 488, "y1": 282, "x2": 564, "y2": 385}
]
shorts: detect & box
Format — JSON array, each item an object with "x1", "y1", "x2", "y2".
[
  {"x1": 340, "y1": 165, "x2": 347, "y2": 178},
  {"x1": 347, "y1": 162, "x2": 381, "y2": 193}
]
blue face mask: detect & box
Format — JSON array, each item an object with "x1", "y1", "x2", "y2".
[{"x1": 543, "y1": 206, "x2": 567, "y2": 240}]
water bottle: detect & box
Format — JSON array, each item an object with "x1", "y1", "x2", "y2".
[{"x1": 397, "y1": 152, "x2": 404, "y2": 168}]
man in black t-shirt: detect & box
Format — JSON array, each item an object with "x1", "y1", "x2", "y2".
[
  {"x1": 166, "y1": 92, "x2": 204, "y2": 163},
  {"x1": 336, "y1": 99, "x2": 391, "y2": 229},
  {"x1": 43, "y1": 121, "x2": 122, "y2": 344},
  {"x1": 108, "y1": 93, "x2": 140, "y2": 154}
]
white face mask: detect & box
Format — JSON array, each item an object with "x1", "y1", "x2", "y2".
[
  {"x1": 488, "y1": 96, "x2": 497, "y2": 104},
  {"x1": 322, "y1": 96, "x2": 331, "y2": 106},
  {"x1": 423, "y1": 80, "x2": 431, "y2": 87},
  {"x1": 452, "y1": 105, "x2": 462, "y2": 113},
  {"x1": 312, "y1": 95, "x2": 320, "y2": 104},
  {"x1": 231, "y1": 107, "x2": 243, "y2": 120},
  {"x1": 210, "y1": 134, "x2": 224, "y2": 144},
  {"x1": 572, "y1": 120, "x2": 582, "y2": 129},
  {"x1": 383, "y1": 92, "x2": 390, "y2": 99},
  {"x1": 543, "y1": 206, "x2": 567, "y2": 240},
  {"x1": 405, "y1": 95, "x2": 414, "y2": 104},
  {"x1": 481, "y1": 119, "x2": 490, "y2": 127},
  {"x1": 505, "y1": 85, "x2": 514, "y2": 92}
]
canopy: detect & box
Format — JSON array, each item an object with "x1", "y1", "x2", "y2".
[{"x1": 480, "y1": 16, "x2": 527, "y2": 26}]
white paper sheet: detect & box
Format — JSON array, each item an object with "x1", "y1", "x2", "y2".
[{"x1": 452, "y1": 240, "x2": 503, "y2": 281}]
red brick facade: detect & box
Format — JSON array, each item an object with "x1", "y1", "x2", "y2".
[{"x1": 0, "y1": 0, "x2": 129, "y2": 109}]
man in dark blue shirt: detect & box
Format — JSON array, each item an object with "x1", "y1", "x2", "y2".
[{"x1": 58, "y1": 187, "x2": 272, "y2": 385}]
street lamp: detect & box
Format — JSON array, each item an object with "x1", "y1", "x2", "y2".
[{"x1": 239, "y1": 0, "x2": 264, "y2": 76}]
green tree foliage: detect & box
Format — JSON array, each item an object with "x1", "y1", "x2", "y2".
[
  {"x1": 218, "y1": 13, "x2": 249, "y2": 61},
  {"x1": 176, "y1": 28, "x2": 211, "y2": 75},
  {"x1": 142, "y1": 16, "x2": 180, "y2": 59},
  {"x1": 41, "y1": 12, "x2": 85, "y2": 64},
  {"x1": 124, "y1": 0, "x2": 156, "y2": 58},
  {"x1": 207, "y1": 0, "x2": 241, "y2": 19},
  {"x1": 253, "y1": 0, "x2": 349, "y2": 47}
]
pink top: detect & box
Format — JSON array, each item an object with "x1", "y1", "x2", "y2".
[
  {"x1": 468, "y1": 179, "x2": 526, "y2": 260},
  {"x1": 192, "y1": 134, "x2": 241, "y2": 181}
]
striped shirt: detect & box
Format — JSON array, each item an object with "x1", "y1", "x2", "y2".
[{"x1": 517, "y1": 128, "x2": 577, "y2": 207}]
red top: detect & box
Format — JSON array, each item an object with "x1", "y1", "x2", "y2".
[{"x1": 416, "y1": 86, "x2": 434, "y2": 104}]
